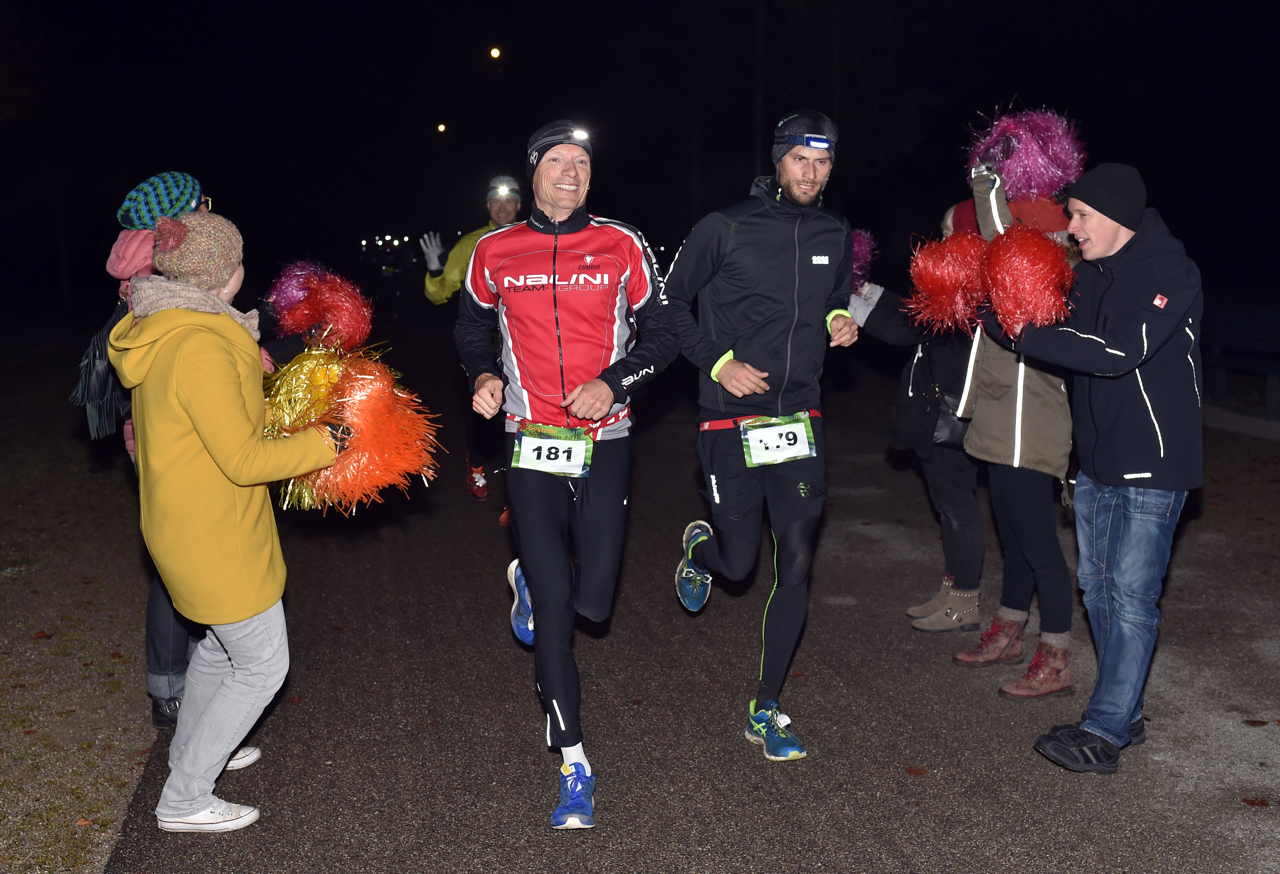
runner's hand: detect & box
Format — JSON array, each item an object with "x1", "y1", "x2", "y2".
[
  {"x1": 419, "y1": 232, "x2": 444, "y2": 271},
  {"x1": 717, "y1": 359, "x2": 770, "y2": 397},
  {"x1": 473, "y1": 373, "x2": 504, "y2": 418},
  {"x1": 561, "y1": 378, "x2": 615, "y2": 421},
  {"x1": 828, "y1": 314, "x2": 858, "y2": 347}
]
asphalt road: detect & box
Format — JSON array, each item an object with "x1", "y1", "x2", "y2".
[{"x1": 104, "y1": 301, "x2": 1280, "y2": 873}]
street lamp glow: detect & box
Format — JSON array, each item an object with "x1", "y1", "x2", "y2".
[
  {"x1": 437, "y1": 123, "x2": 446, "y2": 132},
  {"x1": 490, "y1": 48, "x2": 501, "y2": 59}
]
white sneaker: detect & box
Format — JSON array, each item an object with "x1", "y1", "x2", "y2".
[
  {"x1": 225, "y1": 746, "x2": 262, "y2": 771},
  {"x1": 156, "y1": 797, "x2": 260, "y2": 833}
]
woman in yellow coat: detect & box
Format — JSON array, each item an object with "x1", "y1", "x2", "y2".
[{"x1": 110, "y1": 210, "x2": 335, "y2": 833}]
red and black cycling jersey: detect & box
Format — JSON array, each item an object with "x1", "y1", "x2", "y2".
[{"x1": 454, "y1": 204, "x2": 677, "y2": 439}]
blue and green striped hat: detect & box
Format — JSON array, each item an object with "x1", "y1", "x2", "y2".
[{"x1": 116, "y1": 172, "x2": 203, "y2": 230}]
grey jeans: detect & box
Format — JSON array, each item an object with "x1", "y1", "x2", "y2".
[{"x1": 156, "y1": 599, "x2": 289, "y2": 817}]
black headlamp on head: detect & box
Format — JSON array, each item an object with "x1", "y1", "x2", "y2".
[
  {"x1": 777, "y1": 134, "x2": 832, "y2": 151},
  {"x1": 526, "y1": 120, "x2": 593, "y2": 181}
]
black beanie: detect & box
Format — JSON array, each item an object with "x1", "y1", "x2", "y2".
[
  {"x1": 772, "y1": 110, "x2": 837, "y2": 165},
  {"x1": 526, "y1": 120, "x2": 593, "y2": 182},
  {"x1": 1067, "y1": 163, "x2": 1147, "y2": 231}
]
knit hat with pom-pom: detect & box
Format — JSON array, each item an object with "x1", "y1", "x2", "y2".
[{"x1": 152, "y1": 211, "x2": 243, "y2": 290}]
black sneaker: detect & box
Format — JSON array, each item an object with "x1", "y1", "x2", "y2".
[
  {"x1": 1049, "y1": 710, "x2": 1146, "y2": 746},
  {"x1": 1034, "y1": 727, "x2": 1120, "y2": 774},
  {"x1": 152, "y1": 696, "x2": 181, "y2": 728}
]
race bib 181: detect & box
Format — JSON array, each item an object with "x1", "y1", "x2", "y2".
[{"x1": 512, "y1": 423, "x2": 592, "y2": 477}]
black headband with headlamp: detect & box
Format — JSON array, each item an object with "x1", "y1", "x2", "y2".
[{"x1": 776, "y1": 133, "x2": 833, "y2": 151}]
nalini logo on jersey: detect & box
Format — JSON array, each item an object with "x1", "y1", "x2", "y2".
[
  {"x1": 583, "y1": 255, "x2": 596, "y2": 265},
  {"x1": 812, "y1": 255, "x2": 829, "y2": 265},
  {"x1": 503, "y1": 273, "x2": 610, "y2": 291},
  {"x1": 1152, "y1": 294, "x2": 1168, "y2": 309}
]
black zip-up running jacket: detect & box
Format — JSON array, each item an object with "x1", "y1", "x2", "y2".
[
  {"x1": 665, "y1": 177, "x2": 854, "y2": 418},
  {"x1": 1013, "y1": 208, "x2": 1203, "y2": 491}
]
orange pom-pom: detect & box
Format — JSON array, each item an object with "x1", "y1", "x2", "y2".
[
  {"x1": 275, "y1": 270, "x2": 373, "y2": 352},
  {"x1": 906, "y1": 231, "x2": 988, "y2": 333},
  {"x1": 982, "y1": 226, "x2": 1075, "y2": 336},
  {"x1": 286, "y1": 356, "x2": 441, "y2": 515}
]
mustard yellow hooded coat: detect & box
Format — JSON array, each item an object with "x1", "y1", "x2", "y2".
[{"x1": 109, "y1": 278, "x2": 334, "y2": 625}]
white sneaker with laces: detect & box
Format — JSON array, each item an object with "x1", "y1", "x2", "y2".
[
  {"x1": 156, "y1": 796, "x2": 260, "y2": 833},
  {"x1": 225, "y1": 746, "x2": 261, "y2": 771}
]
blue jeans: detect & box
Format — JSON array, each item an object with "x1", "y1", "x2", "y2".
[
  {"x1": 1074, "y1": 472, "x2": 1186, "y2": 747},
  {"x1": 156, "y1": 599, "x2": 290, "y2": 816},
  {"x1": 146, "y1": 571, "x2": 202, "y2": 700}
]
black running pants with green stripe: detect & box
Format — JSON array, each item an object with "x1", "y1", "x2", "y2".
[
  {"x1": 691, "y1": 416, "x2": 826, "y2": 705},
  {"x1": 504, "y1": 433, "x2": 630, "y2": 749}
]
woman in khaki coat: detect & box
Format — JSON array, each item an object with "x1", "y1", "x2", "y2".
[
  {"x1": 953, "y1": 329, "x2": 1075, "y2": 699},
  {"x1": 110, "y1": 211, "x2": 335, "y2": 833}
]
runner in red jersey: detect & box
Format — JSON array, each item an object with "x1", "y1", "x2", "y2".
[{"x1": 454, "y1": 120, "x2": 677, "y2": 830}]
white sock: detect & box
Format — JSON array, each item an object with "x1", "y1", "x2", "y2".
[{"x1": 561, "y1": 743, "x2": 591, "y2": 776}]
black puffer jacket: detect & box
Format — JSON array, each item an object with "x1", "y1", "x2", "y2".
[
  {"x1": 861, "y1": 290, "x2": 973, "y2": 457},
  {"x1": 1014, "y1": 208, "x2": 1203, "y2": 491},
  {"x1": 665, "y1": 177, "x2": 853, "y2": 417}
]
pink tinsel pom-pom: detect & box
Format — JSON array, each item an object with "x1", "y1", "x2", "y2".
[
  {"x1": 907, "y1": 231, "x2": 988, "y2": 334},
  {"x1": 982, "y1": 226, "x2": 1075, "y2": 336},
  {"x1": 850, "y1": 228, "x2": 877, "y2": 287},
  {"x1": 967, "y1": 109, "x2": 1086, "y2": 201},
  {"x1": 267, "y1": 260, "x2": 323, "y2": 313}
]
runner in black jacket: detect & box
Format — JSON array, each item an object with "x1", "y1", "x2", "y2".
[{"x1": 666, "y1": 110, "x2": 857, "y2": 762}]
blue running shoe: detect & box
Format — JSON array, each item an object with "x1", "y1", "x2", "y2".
[
  {"x1": 675, "y1": 520, "x2": 713, "y2": 612},
  {"x1": 550, "y1": 762, "x2": 596, "y2": 829},
  {"x1": 745, "y1": 699, "x2": 807, "y2": 761},
  {"x1": 507, "y1": 560, "x2": 534, "y2": 645}
]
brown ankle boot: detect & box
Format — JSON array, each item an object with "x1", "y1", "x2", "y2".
[
  {"x1": 906, "y1": 575, "x2": 955, "y2": 618},
  {"x1": 999, "y1": 641, "x2": 1073, "y2": 698},
  {"x1": 953, "y1": 614, "x2": 1024, "y2": 667},
  {"x1": 911, "y1": 588, "x2": 980, "y2": 632}
]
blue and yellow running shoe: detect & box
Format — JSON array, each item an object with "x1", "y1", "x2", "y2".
[
  {"x1": 507, "y1": 560, "x2": 534, "y2": 645},
  {"x1": 550, "y1": 762, "x2": 596, "y2": 829},
  {"x1": 675, "y1": 520, "x2": 713, "y2": 612},
  {"x1": 745, "y1": 699, "x2": 807, "y2": 761}
]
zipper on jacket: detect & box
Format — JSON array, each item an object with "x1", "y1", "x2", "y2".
[
  {"x1": 550, "y1": 223, "x2": 569, "y2": 426},
  {"x1": 780, "y1": 215, "x2": 802, "y2": 416}
]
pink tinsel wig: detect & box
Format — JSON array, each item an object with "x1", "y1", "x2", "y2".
[{"x1": 967, "y1": 109, "x2": 1086, "y2": 201}]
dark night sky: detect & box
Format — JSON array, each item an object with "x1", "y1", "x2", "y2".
[{"x1": 1, "y1": 1, "x2": 1270, "y2": 325}]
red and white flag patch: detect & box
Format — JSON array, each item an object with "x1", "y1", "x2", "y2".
[{"x1": 1152, "y1": 294, "x2": 1168, "y2": 309}]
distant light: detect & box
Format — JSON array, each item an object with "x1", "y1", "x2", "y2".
[
  {"x1": 393, "y1": 239, "x2": 400, "y2": 246},
  {"x1": 438, "y1": 124, "x2": 446, "y2": 132},
  {"x1": 572, "y1": 129, "x2": 588, "y2": 140},
  {"x1": 403, "y1": 236, "x2": 409, "y2": 242},
  {"x1": 659, "y1": 246, "x2": 665, "y2": 251},
  {"x1": 362, "y1": 240, "x2": 367, "y2": 246},
  {"x1": 490, "y1": 48, "x2": 501, "y2": 58}
]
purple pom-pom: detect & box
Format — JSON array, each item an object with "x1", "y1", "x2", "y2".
[
  {"x1": 268, "y1": 261, "x2": 327, "y2": 313},
  {"x1": 967, "y1": 109, "x2": 1086, "y2": 201},
  {"x1": 850, "y1": 228, "x2": 877, "y2": 286}
]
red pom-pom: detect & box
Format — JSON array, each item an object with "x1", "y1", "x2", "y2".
[
  {"x1": 982, "y1": 226, "x2": 1075, "y2": 336},
  {"x1": 275, "y1": 270, "x2": 373, "y2": 352},
  {"x1": 907, "y1": 231, "x2": 988, "y2": 333},
  {"x1": 153, "y1": 217, "x2": 188, "y2": 253},
  {"x1": 300, "y1": 356, "x2": 440, "y2": 514}
]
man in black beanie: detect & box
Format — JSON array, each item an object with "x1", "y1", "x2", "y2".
[
  {"x1": 665, "y1": 109, "x2": 858, "y2": 762},
  {"x1": 991, "y1": 162, "x2": 1203, "y2": 773}
]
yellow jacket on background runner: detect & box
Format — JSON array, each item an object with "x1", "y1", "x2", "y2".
[{"x1": 424, "y1": 221, "x2": 495, "y2": 305}]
